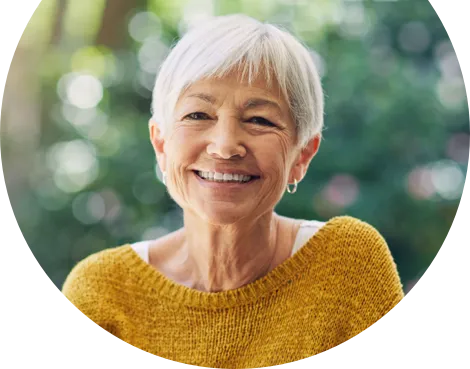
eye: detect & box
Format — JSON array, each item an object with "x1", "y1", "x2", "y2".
[
  {"x1": 251, "y1": 117, "x2": 276, "y2": 127},
  {"x1": 184, "y1": 112, "x2": 207, "y2": 120},
  {"x1": 184, "y1": 112, "x2": 276, "y2": 127}
]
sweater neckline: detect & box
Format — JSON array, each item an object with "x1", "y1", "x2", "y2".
[{"x1": 122, "y1": 216, "x2": 348, "y2": 309}]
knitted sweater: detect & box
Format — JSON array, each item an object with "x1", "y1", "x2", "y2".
[{"x1": 62, "y1": 216, "x2": 404, "y2": 368}]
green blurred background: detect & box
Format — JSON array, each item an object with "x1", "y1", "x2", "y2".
[{"x1": 1, "y1": 0, "x2": 468, "y2": 293}]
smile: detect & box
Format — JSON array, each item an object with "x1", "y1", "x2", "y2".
[{"x1": 194, "y1": 171, "x2": 259, "y2": 184}]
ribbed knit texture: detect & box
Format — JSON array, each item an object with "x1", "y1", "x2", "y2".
[{"x1": 62, "y1": 216, "x2": 404, "y2": 368}]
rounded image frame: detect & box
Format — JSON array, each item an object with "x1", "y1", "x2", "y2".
[{"x1": 0, "y1": 0, "x2": 470, "y2": 368}]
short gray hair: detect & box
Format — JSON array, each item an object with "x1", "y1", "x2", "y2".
[{"x1": 151, "y1": 14, "x2": 324, "y2": 147}]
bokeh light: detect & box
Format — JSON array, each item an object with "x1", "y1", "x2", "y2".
[
  {"x1": 407, "y1": 166, "x2": 436, "y2": 200},
  {"x1": 128, "y1": 11, "x2": 162, "y2": 42},
  {"x1": 398, "y1": 21, "x2": 431, "y2": 54},
  {"x1": 323, "y1": 174, "x2": 360, "y2": 208},
  {"x1": 179, "y1": 0, "x2": 215, "y2": 35},
  {"x1": 67, "y1": 75, "x2": 103, "y2": 109},
  {"x1": 430, "y1": 160, "x2": 465, "y2": 200},
  {"x1": 46, "y1": 140, "x2": 99, "y2": 193},
  {"x1": 446, "y1": 133, "x2": 470, "y2": 164},
  {"x1": 72, "y1": 191, "x2": 106, "y2": 225},
  {"x1": 338, "y1": 1, "x2": 371, "y2": 39},
  {"x1": 138, "y1": 36, "x2": 169, "y2": 74},
  {"x1": 436, "y1": 77, "x2": 466, "y2": 110}
]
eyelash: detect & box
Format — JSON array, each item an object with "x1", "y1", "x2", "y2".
[{"x1": 183, "y1": 112, "x2": 276, "y2": 127}]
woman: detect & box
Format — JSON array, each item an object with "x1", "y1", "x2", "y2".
[{"x1": 63, "y1": 14, "x2": 404, "y2": 368}]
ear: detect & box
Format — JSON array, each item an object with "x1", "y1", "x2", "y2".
[
  {"x1": 289, "y1": 134, "x2": 321, "y2": 183},
  {"x1": 149, "y1": 118, "x2": 166, "y2": 173}
]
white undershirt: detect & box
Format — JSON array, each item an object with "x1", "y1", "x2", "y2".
[{"x1": 131, "y1": 220, "x2": 325, "y2": 264}]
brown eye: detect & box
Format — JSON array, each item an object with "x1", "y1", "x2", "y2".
[
  {"x1": 248, "y1": 116, "x2": 276, "y2": 127},
  {"x1": 184, "y1": 112, "x2": 207, "y2": 120}
]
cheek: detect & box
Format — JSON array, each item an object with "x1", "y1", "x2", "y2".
[
  {"x1": 254, "y1": 135, "x2": 293, "y2": 188},
  {"x1": 166, "y1": 127, "x2": 204, "y2": 163},
  {"x1": 171, "y1": 125, "x2": 201, "y2": 146},
  {"x1": 169, "y1": 126, "x2": 236, "y2": 204},
  {"x1": 164, "y1": 128, "x2": 205, "y2": 198}
]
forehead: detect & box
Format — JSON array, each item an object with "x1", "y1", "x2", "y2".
[{"x1": 179, "y1": 69, "x2": 288, "y2": 108}]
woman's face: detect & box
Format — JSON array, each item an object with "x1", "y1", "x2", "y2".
[{"x1": 150, "y1": 71, "x2": 319, "y2": 224}]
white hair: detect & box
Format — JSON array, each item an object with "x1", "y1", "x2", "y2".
[{"x1": 151, "y1": 14, "x2": 324, "y2": 147}]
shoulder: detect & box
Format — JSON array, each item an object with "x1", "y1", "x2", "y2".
[
  {"x1": 310, "y1": 216, "x2": 405, "y2": 320},
  {"x1": 61, "y1": 245, "x2": 132, "y2": 330},
  {"x1": 323, "y1": 216, "x2": 404, "y2": 305},
  {"x1": 320, "y1": 215, "x2": 389, "y2": 254},
  {"x1": 63, "y1": 245, "x2": 131, "y2": 289},
  {"x1": 319, "y1": 216, "x2": 400, "y2": 277}
]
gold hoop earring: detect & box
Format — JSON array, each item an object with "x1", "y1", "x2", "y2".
[{"x1": 286, "y1": 178, "x2": 298, "y2": 194}]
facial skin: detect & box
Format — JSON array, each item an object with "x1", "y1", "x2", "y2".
[{"x1": 149, "y1": 69, "x2": 321, "y2": 292}]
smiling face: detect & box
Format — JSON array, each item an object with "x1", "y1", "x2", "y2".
[{"x1": 150, "y1": 70, "x2": 320, "y2": 225}]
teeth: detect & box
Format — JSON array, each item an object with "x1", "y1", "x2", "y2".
[{"x1": 197, "y1": 171, "x2": 253, "y2": 183}]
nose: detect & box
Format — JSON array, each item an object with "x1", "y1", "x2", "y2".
[{"x1": 206, "y1": 117, "x2": 247, "y2": 159}]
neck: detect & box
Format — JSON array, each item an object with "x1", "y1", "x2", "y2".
[{"x1": 178, "y1": 211, "x2": 281, "y2": 292}]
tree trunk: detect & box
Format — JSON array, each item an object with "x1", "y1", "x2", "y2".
[
  {"x1": 50, "y1": 0, "x2": 68, "y2": 45},
  {"x1": 95, "y1": 0, "x2": 145, "y2": 50}
]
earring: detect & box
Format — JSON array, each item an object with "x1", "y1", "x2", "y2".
[
  {"x1": 286, "y1": 178, "x2": 298, "y2": 194},
  {"x1": 162, "y1": 171, "x2": 167, "y2": 186}
]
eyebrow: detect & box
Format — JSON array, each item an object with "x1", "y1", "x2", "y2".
[{"x1": 186, "y1": 93, "x2": 282, "y2": 112}]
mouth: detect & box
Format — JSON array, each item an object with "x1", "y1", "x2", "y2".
[{"x1": 193, "y1": 170, "x2": 260, "y2": 184}]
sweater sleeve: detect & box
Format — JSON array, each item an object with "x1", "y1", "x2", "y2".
[
  {"x1": 345, "y1": 220, "x2": 405, "y2": 334},
  {"x1": 62, "y1": 251, "x2": 122, "y2": 336}
]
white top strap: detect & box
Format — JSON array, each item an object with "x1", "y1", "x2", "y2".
[
  {"x1": 291, "y1": 220, "x2": 326, "y2": 255},
  {"x1": 131, "y1": 240, "x2": 151, "y2": 264}
]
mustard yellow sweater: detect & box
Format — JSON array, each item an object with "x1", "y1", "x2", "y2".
[{"x1": 62, "y1": 216, "x2": 404, "y2": 368}]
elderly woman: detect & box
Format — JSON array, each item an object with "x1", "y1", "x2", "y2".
[{"x1": 63, "y1": 14, "x2": 404, "y2": 368}]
